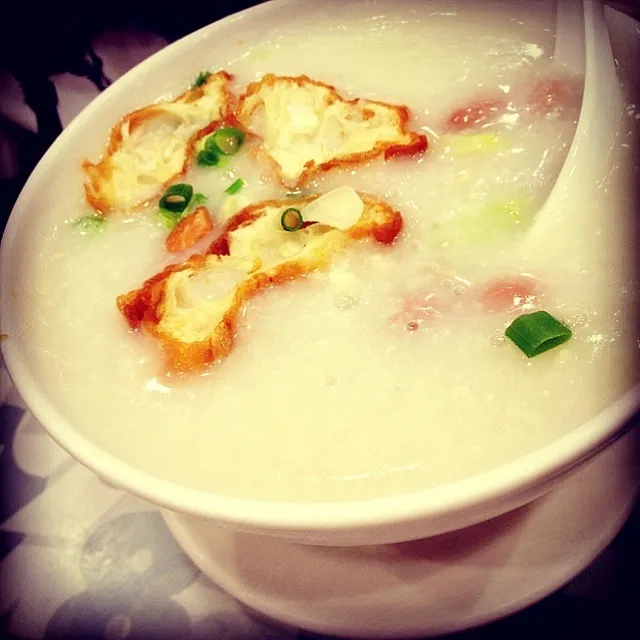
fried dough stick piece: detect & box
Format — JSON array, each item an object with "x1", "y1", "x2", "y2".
[
  {"x1": 117, "y1": 191, "x2": 403, "y2": 374},
  {"x1": 83, "y1": 71, "x2": 233, "y2": 213},
  {"x1": 237, "y1": 74, "x2": 428, "y2": 187}
]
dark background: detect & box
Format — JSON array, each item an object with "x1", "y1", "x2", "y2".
[
  {"x1": 0, "y1": 1, "x2": 638, "y2": 639},
  {"x1": 0, "y1": 1, "x2": 264, "y2": 235}
]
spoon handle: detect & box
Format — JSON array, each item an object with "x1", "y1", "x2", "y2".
[
  {"x1": 554, "y1": 0, "x2": 585, "y2": 74},
  {"x1": 526, "y1": 0, "x2": 623, "y2": 243}
]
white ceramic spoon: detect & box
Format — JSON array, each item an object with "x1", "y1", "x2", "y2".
[
  {"x1": 553, "y1": 0, "x2": 586, "y2": 74},
  {"x1": 525, "y1": 0, "x2": 623, "y2": 243}
]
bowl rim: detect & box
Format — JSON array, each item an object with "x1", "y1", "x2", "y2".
[{"x1": 1, "y1": 0, "x2": 639, "y2": 535}]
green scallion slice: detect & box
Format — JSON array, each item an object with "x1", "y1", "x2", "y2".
[
  {"x1": 225, "y1": 178, "x2": 244, "y2": 195},
  {"x1": 505, "y1": 310, "x2": 572, "y2": 358},
  {"x1": 281, "y1": 207, "x2": 304, "y2": 232},
  {"x1": 193, "y1": 71, "x2": 211, "y2": 88},
  {"x1": 192, "y1": 192, "x2": 207, "y2": 206},
  {"x1": 159, "y1": 183, "x2": 194, "y2": 214},
  {"x1": 197, "y1": 148, "x2": 224, "y2": 167},
  {"x1": 159, "y1": 209, "x2": 181, "y2": 228},
  {"x1": 208, "y1": 127, "x2": 246, "y2": 156},
  {"x1": 157, "y1": 186, "x2": 206, "y2": 228}
]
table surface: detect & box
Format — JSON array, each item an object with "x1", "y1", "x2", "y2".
[{"x1": 1, "y1": 4, "x2": 639, "y2": 638}]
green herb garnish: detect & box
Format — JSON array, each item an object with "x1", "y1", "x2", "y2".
[
  {"x1": 197, "y1": 148, "x2": 224, "y2": 167},
  {"x1": 208, "y1": 127, "x2": 246, "y2": 156},
  {"x1": 192, "y1": 192, "x2": 207, "y2": 206},
  {"x1": 505, "y1": 311, "x2": 572, "y2": 358},
  {"x1": 159, "y1": 183, "x2": 193, "y2": 214},
  {"x1": 225, "y1": 178, "x2": 245, "y2": 195},
  {"x1": 193, "y1": 71, "x2": 211, "y2": 88},
  {"x1": 197, "y1": 127, "x2": 245, "y2": 168},
  {"x1": 158, "y1": 184, "x2": 206, "y2": 228},
  {"x1": 159, "y1": 209, "x2": 183, "y2": 228},
  {"x1": 281, "y1": 207, "x2": 304, "y2": 232}
]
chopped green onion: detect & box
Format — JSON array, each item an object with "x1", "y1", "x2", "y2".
[
  {"x1": 158, "y1": 186, "x2": 207, "y2": 228},
  {"x1": 505, "y1": 310, "x2": 572, "y2": 358},
  {"x1": 159, "y1": 183, "x2": 193, "y2": 214},
  {"x1": 73, "y1": 214, "x2": 105, "y2": 233},
  {"x1": 225, "y1": 178, "x2": 244, "y2": 195},
  {"x1": 159, "y1": 209, "x2": 182, "y2": 228},
  {"x1": 281, "y1": 207, "x2": 304, "y2": 232},
  {"x1": 192, "y1": 192, "x2": 208, "y2": 206},
  {"x1": 208, "y1": 127, "x2": 246, "y2": 156},
  {"x1": 193, "y1": 71, "x2": 211, "y2": 88},
  {"x1": 198, "y1": 127, "x2": 244, "y2": 167},
  {"x1": 197, "y1": 148, "x2": 224, "y2": 167}
]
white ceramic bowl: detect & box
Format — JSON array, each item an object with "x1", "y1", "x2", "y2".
[
  {"x1": 1, "y1": 0, "x2": 639, "y2": 547},
  {"x1": 163, "y1": 428, "x2": 639, "y2": 637}
]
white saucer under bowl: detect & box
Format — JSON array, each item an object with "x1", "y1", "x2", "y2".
[{"x1": 164, "y1": 428, "x2": 638, "y2": 638}]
